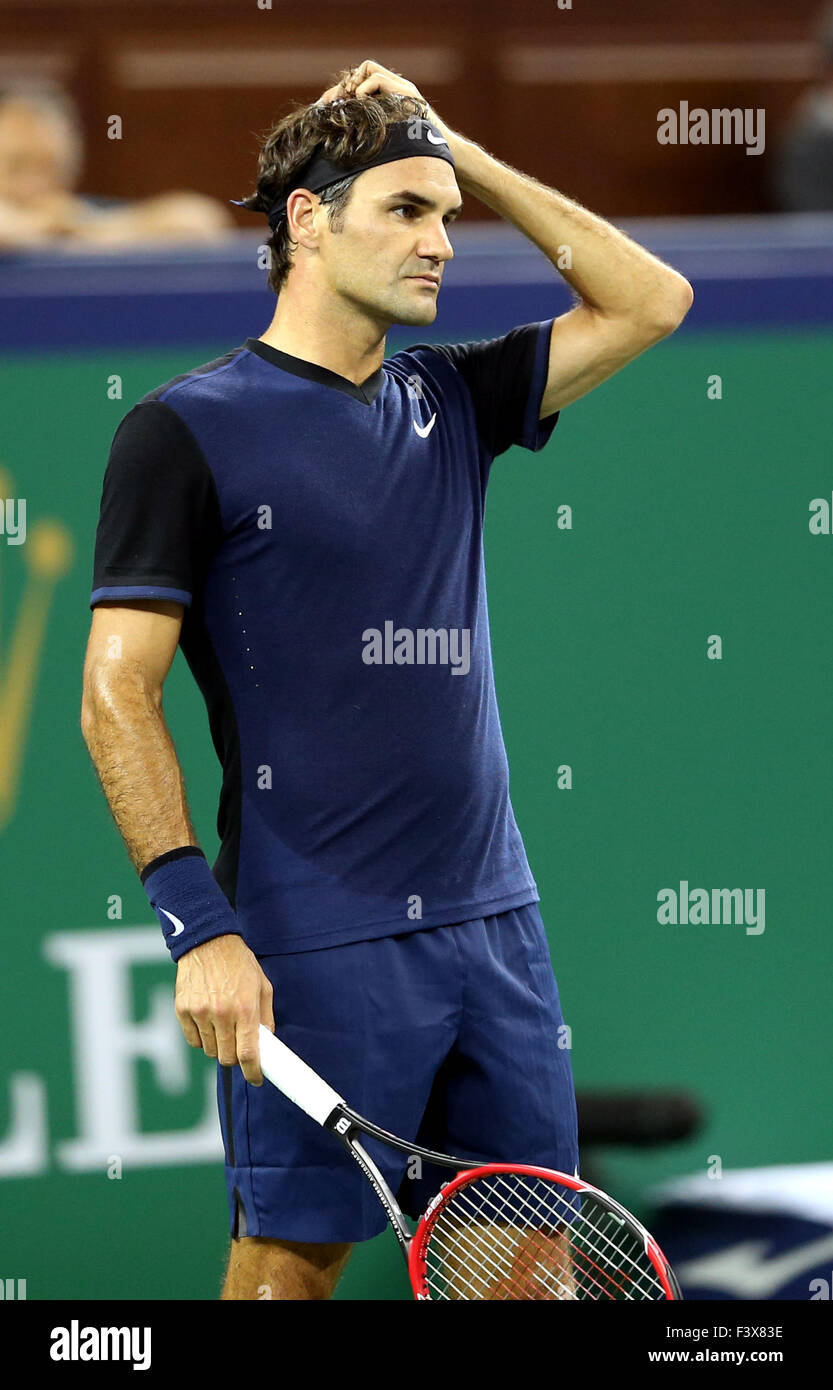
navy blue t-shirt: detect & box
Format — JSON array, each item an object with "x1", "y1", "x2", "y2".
[{"x1": 90, "y1": 322, "x2": 559, "y2": 952}]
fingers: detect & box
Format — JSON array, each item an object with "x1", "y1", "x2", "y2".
[
  {"x1": 235, "y1": 1017, "x2": 264, "y2": 1088},
  {"x1": 178, "y1": 1005, "x2": 264, "y2": 1085},
  {"x1": 259, "y1": 972, "x2": 275, "y2": 1035},
  {"x1": 350, "y1": 59, "x2": 389, "y2": 85},
  {"x1": 176, "y1": 1006, "x2": 202, "y2": 1050},
  {"x1": 318, "y1": 60, "x2": 414, "y2": 107},
  {"x1": 174, "y1": 948, "x2": 275, "y2": 1087},
  {"x1": 318, "y1": 63, "x2": 370, "y2": 104},
  {"x1": 225, "y1": 982, "x2": 274, "y2": 1085},
  {"x1": 236, "y1": 971, "x2": 275, "y2": 1087},
  {"x1": 181, "y1": 1005, "x2": 219, "y2": 1060},
  {"x1": 212, "y1": 1011, "x2": 240, "y2": 1069}
]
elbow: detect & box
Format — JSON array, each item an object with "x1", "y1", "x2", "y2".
[
  {"x1": 81, "y1": 664, "x2": 113, "y2": 736},
  {"x1": 81, "y1": 666, "x2": 161, "y2": 739},
  {"x1": 669, "y1": 275, "x2": 695, "y2": 327},
  {"x1": 80, "y1": 685, "x2": 101, "y2": 744},
  {"x1": 80, "y1": 669, "x2": 118, "y2": 743},
  {"x1": 649, "y1": 276, "x2": 694, "y2": 338}
]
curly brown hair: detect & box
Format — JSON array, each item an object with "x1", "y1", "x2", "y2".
[{"x1": 239, "y1": 79, "x2": 430, "y2": 295}]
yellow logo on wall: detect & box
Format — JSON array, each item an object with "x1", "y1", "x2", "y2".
[{"x1": 0, "y1": 465, "x2": 73, "y2": 833}]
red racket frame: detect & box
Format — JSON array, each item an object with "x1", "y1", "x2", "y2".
[{"x1": 407, "y1": 1162, "x2": 680, "y2": 1301}]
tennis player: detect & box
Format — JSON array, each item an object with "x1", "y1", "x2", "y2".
[{"x1": 81, "y1": 60, "x2": 693, "y2": 1300}]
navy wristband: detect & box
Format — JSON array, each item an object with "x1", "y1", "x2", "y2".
[{"x1": 140, "y1": 847, "x2": 241, "y2": 962}]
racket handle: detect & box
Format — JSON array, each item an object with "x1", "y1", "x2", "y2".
[{"x1": 258, "y1": 1025, "x2": 346, "y2": 1126}]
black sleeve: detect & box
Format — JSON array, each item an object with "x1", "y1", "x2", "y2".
[
  {"x1": 90, "y1": 400, "x2": 224, "y2": 609},
  {"x1": 424, "y1": 319, "x2": 559, "y2": 459}
]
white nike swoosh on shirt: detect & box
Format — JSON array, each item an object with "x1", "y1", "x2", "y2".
[
  {"x1": 159, "y1": 908, "x2": 185, "y2": 937},
  {"x1": 426, "y1": 130, "x2": 448, "y2": 145},
  {"x1": 413, "y1": 413, "x2": 437, "y2": 438}
]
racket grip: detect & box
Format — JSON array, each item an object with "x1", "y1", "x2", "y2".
[{"x1": 258, "y1": 1024, "x2": 346, "y2": 1126}]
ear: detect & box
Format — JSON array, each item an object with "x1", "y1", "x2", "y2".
[{"x1": 286, "y1": 188, "x2": 323, "y2": 247}]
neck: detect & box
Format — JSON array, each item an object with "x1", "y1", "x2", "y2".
[{"x1": 258, "y1": 277, "x2": 388, "y2": 386}]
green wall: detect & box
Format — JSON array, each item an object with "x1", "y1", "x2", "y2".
[{"x1": 1, "y1": 328, "x2": 831, "y2": 1299}]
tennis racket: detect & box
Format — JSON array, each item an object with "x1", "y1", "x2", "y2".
[{"x1": 258, "y1": 1025, "x2": 682, "y2": 1301}]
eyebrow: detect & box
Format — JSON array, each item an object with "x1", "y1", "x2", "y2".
[{"x1": 384, "y1": 189, "x2": 464, "y2": 219}]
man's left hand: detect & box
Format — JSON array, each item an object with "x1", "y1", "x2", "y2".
[{"x1": 317, "y1": 59, "x2": 471, "y2": 173}]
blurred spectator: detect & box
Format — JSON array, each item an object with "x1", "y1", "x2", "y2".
[
  {"x1": 0, "y1": 83, "x2": 233, "y2": 250},
  {"x1": 771, "y1": 3, "x2": 833, "y2": 211}
]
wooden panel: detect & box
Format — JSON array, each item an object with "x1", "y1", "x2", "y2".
[
  {"x1": 498, "y1": 80, "x2": 806, "y2": 217},
  {"x1": 0, "y1": 1, "x2": 827, "y2": 219}
]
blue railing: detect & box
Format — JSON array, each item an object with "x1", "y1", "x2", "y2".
[{"x1": 1, "y1": 213, "x2": 831, "y2": 350}]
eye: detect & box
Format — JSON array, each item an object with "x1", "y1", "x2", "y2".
[{"x1": 393, "y1": 204, "x2": 457, "y2": 226}]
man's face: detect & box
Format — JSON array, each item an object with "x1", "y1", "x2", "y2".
[
  {"x1": 0, "y1": 99, "x2": 80, "y2": 205},
  {"x1": 306, "y1": 156, "x2": 462, "y2": 327}
]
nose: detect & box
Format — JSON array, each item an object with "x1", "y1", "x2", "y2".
[{"x1": 417, "y1": 218, "x2": 454, "y2": 265}]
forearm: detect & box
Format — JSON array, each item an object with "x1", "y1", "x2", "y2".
[
  {"x1": 81, "y1": 665, "x2": 271, "y2": 1078},
  {"x1": 430, "y1": 114, "x2": 691, "y2": 325},
  {"x1": 78, "y1": 194, "x2": 233, "y2": 246},
  {"x1": 81, "y1": 674, "x2": 198, "y2": 873},
  {"x1": 0, "y1": 200, "x2": 63, "y2": 250}
]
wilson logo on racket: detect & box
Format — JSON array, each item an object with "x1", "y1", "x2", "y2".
[{"x1": 423, "y1": 1189, "x2": 446, "y2": 1219}]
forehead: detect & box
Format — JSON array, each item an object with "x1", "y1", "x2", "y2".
[{"x1": 357, "y1": 155, "x2": 460, "y2": 203}]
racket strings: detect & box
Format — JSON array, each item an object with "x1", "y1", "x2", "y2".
[
  {"x1": 494, "y1": 1176, "x2": 664, "y2": 1300},
  {"x1": 490, "y1": 1172, "x2": 662, "y2": 1299},
  {"x1": 423, "y1": 1172, "x2": 667, "y2": 1300},
  {"x1": 426, "y1": 1214, "x2": 576, "y2": 1300},
  {"x1": 431, "y1": 1177, "x2": 585, "y2": 1300},
  {"x1": 461, "y1": 1175, "x2": 638, "y2": 1297},
  {"x1": 425, "y1": 1179, "x2": 577, "y2": 1299}
]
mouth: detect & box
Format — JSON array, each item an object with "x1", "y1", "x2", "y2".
[{"x1": 409, "y1": 275, "x2": 440, "y2": 288}]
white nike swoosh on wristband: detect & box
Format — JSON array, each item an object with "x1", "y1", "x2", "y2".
[
  {"x1": 426, "y1": 130, "x2": 448, "y2": 145},
  {"x1": 159, "y1": 908, "x2": 185, "y2": 937}
]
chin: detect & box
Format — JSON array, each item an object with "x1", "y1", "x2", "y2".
[{"x1": 393, "y1": 295, "x2": 439, "y2": 327}]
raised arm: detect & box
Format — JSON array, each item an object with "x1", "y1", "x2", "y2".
[
  {"x1": 318, "y1": 60, "x2": 694, "y2": 416},
  {"x1": 435, "y1": 125, "x2": 694, "y2": 417}
]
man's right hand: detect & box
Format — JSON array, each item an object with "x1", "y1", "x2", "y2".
[{"x1": 174, "y1": 934, "x2": 275, "y2": 1085}]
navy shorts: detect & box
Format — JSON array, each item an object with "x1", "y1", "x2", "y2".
[{"x1": 217, "y1": 902, "x2": 579, "y2": 1243}]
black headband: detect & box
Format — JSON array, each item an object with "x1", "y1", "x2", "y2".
[{"x1": 233, "y1": 115, "x2": 456, "y2": 232}]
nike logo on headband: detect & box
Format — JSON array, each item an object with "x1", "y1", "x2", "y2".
[{"x1": 425, "y1": 130, "x2": 448, "y2": 145}]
